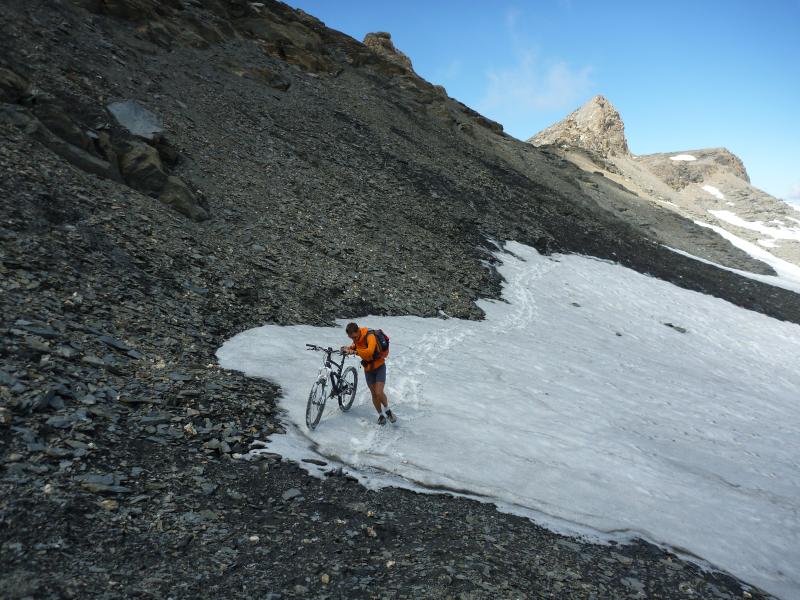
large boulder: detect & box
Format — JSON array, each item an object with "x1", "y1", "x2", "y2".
[
  {"x1": 0, "y1": 105, "x2": 120, "y2": 182},
  {"x1": 159, "y1": 176, "x2": 209, "y2": 221},
  {"x1": 119, "y1": 141, "x2": 168, "y2": 194},
  {"x1": 32, "y1": 103, "x2": 96, "y2": 154},
  {"x1": 107, "y1": 100, "x2": 163, "y2": 140}
]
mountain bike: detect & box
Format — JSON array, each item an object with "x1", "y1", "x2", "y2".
[{"x1": 304, "y1": 344, "x2": 358, "y2": 430}]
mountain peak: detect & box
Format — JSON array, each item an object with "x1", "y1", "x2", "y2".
[{"x1": 528, "y1": 95, "x2": 630, "y2": 157}]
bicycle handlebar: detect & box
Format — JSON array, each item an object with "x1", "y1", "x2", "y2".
[{"x1": 306, "y1": 343, "x2": 349, "y2": 356}]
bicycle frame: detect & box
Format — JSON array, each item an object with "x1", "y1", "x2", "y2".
[{"x1": 309, "y1": 345, "x2": 347, "y2": 398}]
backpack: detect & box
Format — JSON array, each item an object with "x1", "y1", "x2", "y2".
[{"x1": 367, "y1": 328, "x2": 390, "y2": 361}]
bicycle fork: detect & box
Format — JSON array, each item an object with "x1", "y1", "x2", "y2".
[{"x1": 317, "y1": 365, "x2": 331, "y2": 385}]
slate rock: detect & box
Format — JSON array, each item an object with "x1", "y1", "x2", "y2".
[
  {"x1": 119, "y1": 141, "x2": 168, "y2": 195},
  {"x1": 107, "y1": 100, "x2": 163, "y2": 140},
  {"x1": 158, "y1": 176, "x2": 210, "y2": 221}
]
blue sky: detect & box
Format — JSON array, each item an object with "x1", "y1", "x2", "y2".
[{"x1": 287, "y1": 1, "x2": 800, "y2": 207}]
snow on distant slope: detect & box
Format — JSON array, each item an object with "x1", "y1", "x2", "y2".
[
  {"x1": 702, "y1": 185, "x2": 725, "y2": 200},
  {"x1": 218, "y1": 242, "x2": 800, "y2": 599},
  {"x1": 669, "y1": 154, "x2": 697, "y2": 161},
  {"x1": 696, "y1": 220, "x2": 800, "y2": 291},
  {"x1": 709, "y1": 210, "x2": 800, "y2": 241}
]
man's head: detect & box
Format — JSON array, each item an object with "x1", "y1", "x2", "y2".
[{"x1": 345, "y1": 322, "x2": 361, "y2": 342}]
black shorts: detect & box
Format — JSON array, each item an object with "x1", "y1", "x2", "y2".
[{"x1": 365, "y1": 364, "x2": 386, "y2": 386}]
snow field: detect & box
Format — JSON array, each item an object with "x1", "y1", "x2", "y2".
[{"x1": 217, "y1": 242, "x2": 800, "y2": 598}]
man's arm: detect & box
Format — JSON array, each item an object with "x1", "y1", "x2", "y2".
[{"x1": 355, "y1": 333, "x2": 377, "y2": 361}]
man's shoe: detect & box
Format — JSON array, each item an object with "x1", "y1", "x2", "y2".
[
  {"x1": 386, "y1": 410, "x2": 396, "y2": 423},
  {"x1": 377, "y1": 414, "x2": 386, "y2": 426}
]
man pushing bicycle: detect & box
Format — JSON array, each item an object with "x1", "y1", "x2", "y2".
[{"x1": 341, "y1": 322, "x2": 397, "y2": 425}]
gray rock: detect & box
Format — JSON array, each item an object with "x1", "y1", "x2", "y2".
[
  {"x1": 107, "y1": 100, "x2": 163, "y2": 140},
  {"x1": 119, "y1": 141, "x2": 168, "y2": 195},
  {"x1": 158, "y1": 176, "x2": 209, "y2": 221},
  {"x1": 281, "y1": 488, "x2": 302, "y2": 501}
]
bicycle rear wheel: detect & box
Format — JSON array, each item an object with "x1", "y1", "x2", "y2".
[
  {"x1": 306, "y1": 380, "x2": 327, "y2": 429},
  {"x1": 338, "y1": 366, "x2": 358, "y2": 411}
]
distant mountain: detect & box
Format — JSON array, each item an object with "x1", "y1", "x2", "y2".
[
  {"x1": 528, "y1": 96, "x2": 800, "y2": 271},
  {"x1": 528, "y1": 95, "x2": 629, "y2": 157}
]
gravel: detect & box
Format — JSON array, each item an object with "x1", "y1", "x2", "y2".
[{"x1": 0, "y1": 0, "x2": 788, "y2": 598}]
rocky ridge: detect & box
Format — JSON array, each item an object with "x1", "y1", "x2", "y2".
[
  {"x1": 529, "y1": 97, "x2": 800, "y2": 269},
  {"x1": 1, "y1": 1, "x2": 795, "y2": 598}
]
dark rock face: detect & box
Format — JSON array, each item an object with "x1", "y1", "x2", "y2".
[{"x1": 0, "y1": 1, "x2": 793, "y2": 598}]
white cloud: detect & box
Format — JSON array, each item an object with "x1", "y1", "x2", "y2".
[
  {"x1": 479, "y1": 50, "x2": 593, "y2": 114},
  {"x1": 475, "y1": 8, "x2": 593, "y2": 138}
]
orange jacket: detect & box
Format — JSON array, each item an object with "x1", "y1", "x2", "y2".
[{"x1": 350, "y1": 326, "x2": 388, "y2": 372}]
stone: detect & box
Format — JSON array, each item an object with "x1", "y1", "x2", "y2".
[
  {"x1": 119, "y1": 141, "x2": 168, "y2": 195},
  {"x1": 100, "y1": 499, "x2": 119, "y2": 511},
  {"x1": 32, "y1": 103, "x2": 95, "y2": 154},
  {"x1": 158, "y1": 176, "x2": 210, "y2": 221},
  {"x1": 0, "y1": 105, "x2": 120, "y2": 181},
  {"x1": 281, "y1": 488, "x2": 302, "y2": 501},
  {"x1": 107, "y1": 100, "x2": 163, "y2": 140}
]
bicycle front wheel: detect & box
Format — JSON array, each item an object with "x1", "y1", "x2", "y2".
[
  {"x1": 338, "y1": 366, "x2": 358, "y2": 411},
  {"x1": 306, "y1": 380, "x2": 327, "y2": 429}
]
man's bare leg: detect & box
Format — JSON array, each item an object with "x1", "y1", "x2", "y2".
[
  {"x1": 374, "y1": 382, "x2": 395, "y2": 422},
  {"x1": 374, "y1": 381, "x2": 389, "y2": 409},
  {"x1": 367, "y1": 383, "x2": 382, "y2": 414}
]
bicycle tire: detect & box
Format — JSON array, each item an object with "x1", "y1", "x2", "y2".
[
  {"x1": 306, "y1": 380, "x2": 327, "y2": 429},
  {"x1": 337, "y1": 366, "x2": 358, "y2": 411}
]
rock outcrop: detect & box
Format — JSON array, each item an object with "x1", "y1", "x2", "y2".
[
  {"x1": 528, "y1": 95, "x2": 630, "y2": 157},
  {"x1": 363, "y1": 31, "x2": 414, "y2": 72},
  {"x1": 638, "y1": 147, "x2": 750, "y2": 190}
]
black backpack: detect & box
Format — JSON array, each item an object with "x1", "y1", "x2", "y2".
[{"x1": 367, "y1": 328, "x2": 390, "y2": 360}]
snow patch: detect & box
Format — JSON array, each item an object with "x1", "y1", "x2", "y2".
[
  {"x1": 708, "y1": 210, "x2": 800, "y2": 241},
  {"x1": 701, "y1": 185, "x2": 725, "y2": 200},
  {"x1": 669, "y1": 154, "x2": 696, "y2": 161},
  {"x1": 218, "y1": 242, "x2": 800, "y2": 599},
  {"x1": 695, "y1": 220, "x2": 800, "y2": 291},
  {"x1": 758, "y1": 239, "x2": 779, "y2": 248}
]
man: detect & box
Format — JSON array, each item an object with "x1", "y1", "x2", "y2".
[{"x1": 341, "y1": 322, "x2": 396, "y2": 425}]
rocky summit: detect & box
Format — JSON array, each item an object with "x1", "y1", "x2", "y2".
[
  {"x1": 0, "y1": 1, "x2": 795, "y2": 599},
  {"x1": 528, "y1": 95, "x2": 630, "y2": 158},
  {"x1": 530, "y1": 97, "x2": 800, "y2": 270}
]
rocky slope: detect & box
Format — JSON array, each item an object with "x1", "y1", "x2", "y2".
[
  {"x1": 529, "y1": 96, "x2": 800, "y2": 270},
  {"x1": 1, "y1": 1, "x2": 795, "y2": 598}
]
